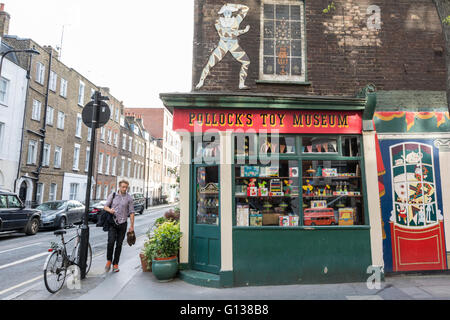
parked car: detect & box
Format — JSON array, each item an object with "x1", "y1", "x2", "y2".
[
  {"x1": 88, "y1": 200, "x2": 106, "y2": 222},
  {"x1": 0, "y1": 190, "x2": 41, "y2": 235},
  {"x1": 38, "y1": 200, "x2": 85, "y2": 230},
  {"x1": 131, "y1": 193, "x2": 145, "y2": 215}
]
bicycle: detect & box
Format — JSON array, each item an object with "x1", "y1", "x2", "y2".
[{"x1": 43, "y1": 224, "x2": 92, "y2": 294}]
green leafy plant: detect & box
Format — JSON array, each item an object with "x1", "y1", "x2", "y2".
[
  {"x1": 142, "y1": 238, "x2": 157, "y2": 267},
  {"x1": 444, "y1": 15, "x2": 450, "y2": 25},
  {"x1": 152, "y1": 221, "x2": 182, "y2": 259},
  {"x1": 323, "y1": 1, "x2": 336, "y2": 13}
]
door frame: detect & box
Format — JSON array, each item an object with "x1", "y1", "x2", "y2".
[{"x1": 190, "y1": 163, "x2": 221, "y2": 274}]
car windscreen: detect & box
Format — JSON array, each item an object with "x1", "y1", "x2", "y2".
[{"x1": 37, "y1": 202, "x2": 66, "y2": 211}]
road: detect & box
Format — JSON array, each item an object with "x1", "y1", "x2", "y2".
[{"x1": 0, "y1": 204, "x2": 175, "y2": 300}]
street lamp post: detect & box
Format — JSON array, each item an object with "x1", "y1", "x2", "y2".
[{"x1": 0, "y1": 48, "x2": 40, "y2": 78}]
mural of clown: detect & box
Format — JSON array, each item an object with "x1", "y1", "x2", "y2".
[{"x1": 196, "y1": 3, "x2": 251, "y2": 90}]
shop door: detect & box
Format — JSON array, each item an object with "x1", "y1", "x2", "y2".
[{"x1": 191, "y1": 165, "x2": 221, "y2": 274}]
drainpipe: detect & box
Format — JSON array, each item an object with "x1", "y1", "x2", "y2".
[{"x1": 32, "y1": 49, "x2": 52, "y2": 205}]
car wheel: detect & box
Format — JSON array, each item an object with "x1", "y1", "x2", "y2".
[
  {"x1": 25, "y1": 218, "x2": 40, "y2": 235},
  {"x1": 59, "y1": 217, "x2": 67, "y2": 230}
]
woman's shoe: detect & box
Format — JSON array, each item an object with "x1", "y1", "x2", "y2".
[
  {"x1": 105, "y1": 261, "x2": 112, "y2": 272},
  {"x1": 113, "y1": 264, "x2": 120, "y2": 273}
]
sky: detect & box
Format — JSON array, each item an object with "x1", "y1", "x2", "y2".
[{"x1": 5, "y1": 0, "x2": 194, "y2": 108}]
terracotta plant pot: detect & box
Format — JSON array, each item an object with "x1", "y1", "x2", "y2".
[
  {"x1": 139, "y1": 253, "x2": 151, "y2": 272},
  {"x1": 152, "y1": 256, "x2": 178, "y2": 282}
]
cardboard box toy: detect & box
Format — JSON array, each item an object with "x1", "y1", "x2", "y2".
[
  {"x1": 236, "y1": 205, "x2": 249, "y2": 226},
  {"x1": 279, "y1": 216, "x2": 290, "y2": 227},
  {"x1": 241, "y1": 166, "x2": 260, "y2": 177},
  {"x1": 263, "y1": 213, "x2": 282, "y2": 226},
  {"x1": 266, "y1": 167, "x2": 279, "y2": 177},
  {"x1": 247, "y1": 187, "x2": 258, "y2": 197},
  {"x1": 289, "y1": 216, "x2": 299, "y2": 226},
  {"x1": 250, "y1": 214, "x2": 263, "y2": 226},
  {"x1": 338, "y1": 208, "x2": 355, "y2": 226},
  {"x1": 258, "y1": 188, "x2": 269, "y2": 196},
  {"x1": 311, "y1": 200, "x2": 327, "y2": 208},
  {"x1": 322, "y1": 168, "x2": 337, "y2": 177}
]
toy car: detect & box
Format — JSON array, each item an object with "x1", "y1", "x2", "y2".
[{"x1": 304, "y1": 207, "x2": 337, "y2": 226}]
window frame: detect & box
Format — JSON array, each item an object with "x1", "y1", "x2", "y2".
[
  {"x1": 230, "y1": 134, "x2": 368, "y2": 229},
  {"x1": 259, "y1": 0, "x2": 308, "y2": 84}
]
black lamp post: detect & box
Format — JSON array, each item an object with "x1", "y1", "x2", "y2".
[{"x1": 0, "y1": 48, "x2": 40, "y2": 77}]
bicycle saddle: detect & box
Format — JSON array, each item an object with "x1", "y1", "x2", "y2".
[{"x1": 54, "y1": 230, "x2": 67, "y2": 235}]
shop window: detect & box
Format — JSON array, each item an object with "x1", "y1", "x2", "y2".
[
  {"x1": 193, "y1": 133, "x2": 220, "y2": 163},
  {"x1": 234, "y1": 133, "x2": 257, "y2": 157},
  {"x1": 342, "y1": 136, "x2": 360, "y2": 157},
  {"x1": 233, "y1": 133, "x2": 365, "y2": 228},
  {"x1": 302, "y1": 137, "x2": 337, "y2": 154},
  {"x1": 196, "y1": 166, "x2": 219, "y2": 225},
  {"x1": 302, "y1": 160, "x2": 364, "y2": 226},
  {"x1": 260, "y1": 1, "x2": 306, "y2": 82},
  {"x1": 235, "y1": 160, "x2": 300, "y2": 227},
  {"x1": 258, "y1": 135, "x2": 296, "y2": 154}
]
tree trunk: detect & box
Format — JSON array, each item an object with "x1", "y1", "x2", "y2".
[{"x1": 432, "y1": 0, "x2": 450, "y2": 113}]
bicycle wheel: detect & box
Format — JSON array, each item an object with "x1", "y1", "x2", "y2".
[
  {"x1": 43, "y1": 250, "x2": 67, "y2": 294},
  {"x1": 75, "y1": 243, "x2": 92, "y2": 275}
]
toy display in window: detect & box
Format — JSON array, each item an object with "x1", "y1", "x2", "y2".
[
  {"x1": 304, "y1": 137, "x2": 337, "y2": 153},
  {"x1": 260, "y1": 137, "x2": 288, "y2": 154},
  {"x1": 196, "y1": 136, "x2": 220, "y2": 158}
]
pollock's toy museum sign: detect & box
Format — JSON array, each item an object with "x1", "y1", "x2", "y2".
[{"x1": 173, "y1": 109, "x2": 362, "y2": 134}]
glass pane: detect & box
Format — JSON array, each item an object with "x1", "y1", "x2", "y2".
[
  {"x1": 258, "y1": 135, "x2": 296, "y2": 154},
  {"x1": 264, "y1": 40, "x2": 275, "y2": 56},
  {"x1": 290, "y1": 5, "x2": 301, "y2": 20},
  {"x1": 8, "y1": 196, "x2": 22, "y2": 209},
  {"x1": 193, "y1": 133, "x2": 220, "y2": 160},
  {"x1": 263, "y1": 57, "x2": 275, "y2": 75},
  {"x1": 264, "y1": 20, "x2": 275, "y2": 38},
  {"x1": 302, "y1": 137, "x2": 338, "y2": 153},
  {"x1": 276, "y1": 5, "x2": 289, "y2": 20},
  {"x1": 0, "y1": 195, "x2": 7, "y2": 208},
  {"x1": 291, "y1": 58, "x2": 302, "y2": 75},
  {"x1": 291, "y1": 40, "x2": 302, "y2": 57},
  {"x1": 302, "y1": 160, "x2": 364, "y2": 226},
  {"x1": 291, "y1": 21, "x2": 301, "y2": 39},
  {"x1": 235, "y1": 160, "x2": 300, "y2": 227},
  {"x1": 264, "y1": 4, "x2": 274, "y2": 20},
  {"x1": 196, "y1": 166, "x2": 219, "y2": 225},
  {"x1": 342, "y1": 136, "x2": 360, "y2": 157},
  {"x1": 234, "y1": 134, "x2": 257, "y2": 156}
]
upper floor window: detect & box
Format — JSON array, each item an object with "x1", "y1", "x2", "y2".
[
  {"x1": 0, "y1": 77, "x2": 9, "y2": 104},
  {"x1": 32, "y1": 100, "x2": 42, "y2": 121},
  {"x1": 49, "y1": 71, "x2": 57, "y2": 92},
  {"x1": 36, "y1": 62, "x2": 45, "y2": 85},
  {"x1": 260, "y1": 1, "x2": 306, "y2": 82},
  {"x1": 60, "y1": 78, "x2": 68, "y2": 98},
  {"x1": 78, "y1": 81, "x2": 85, "y2": 106}
]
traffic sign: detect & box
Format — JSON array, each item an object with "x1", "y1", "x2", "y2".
[{"x1": 82, "y1": 100, "x2": 111, "y2": 128}]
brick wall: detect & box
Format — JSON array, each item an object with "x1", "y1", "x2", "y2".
[{"x1": 192, "y1": 0, "x2": 446, "y2": 96}]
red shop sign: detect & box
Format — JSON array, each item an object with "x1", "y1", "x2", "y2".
[{"x1": 173, "y1": 109, "x2": 362, "y2": 134}]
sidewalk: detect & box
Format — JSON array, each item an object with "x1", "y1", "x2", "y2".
[
  {"x1": 10, "y1": 201, "x2": 450, "y2": 300},
  {"x1": 76, "y1": 234, "x2": 450, "y2": 300}
]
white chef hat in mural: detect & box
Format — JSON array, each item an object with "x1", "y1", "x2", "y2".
[{"x1": 218, "y1": 4, "x2": 239, "y2": 14}]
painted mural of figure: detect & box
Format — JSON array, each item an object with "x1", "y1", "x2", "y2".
[
  {"x1": 426, "y1": 204, "x2": 433, "y2": 222},
  {"x1": 196, "y1": 3, "x2": 251, "y2": 90}
]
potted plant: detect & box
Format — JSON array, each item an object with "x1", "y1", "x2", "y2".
[
  {"x1": 140, "y1": 238, "x2": 156, "y2": 272},
  {"x1": 151, "y1": 220, "x2": 182, "y2": 282}
]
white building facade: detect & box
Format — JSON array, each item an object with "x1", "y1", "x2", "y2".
[{"x1": 0, "y1": 46, "x2": 28, "y2": 194}]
